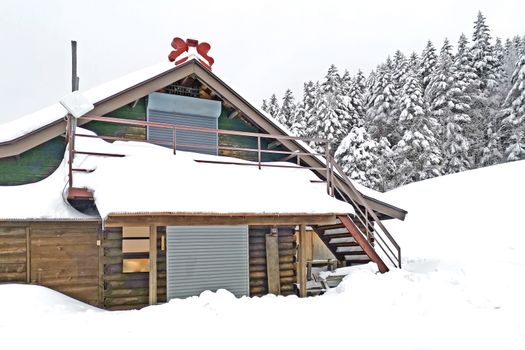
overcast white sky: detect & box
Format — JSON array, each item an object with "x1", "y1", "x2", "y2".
[{"x1": 0, "y1": 0, "x2": 523, "y2": 124}]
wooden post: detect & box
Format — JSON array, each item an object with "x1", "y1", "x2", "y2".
[
  {"x1": 257, "y1": 136, "x2": 261, "y2": 170},
  {"x1": 149, "y1": 225, "x2": 157, "y2": 305},
  {"x1": 325, "y1": 146, "x2": 331, "y2": 195},
  {"x1": 25, "y1": 227, "x2": 31, "y2": 283},
  {"x1": 265, "y1": 228, "x2": 281, "y2": 295},
  {"x1": 97, "y1": 227, "x2": 104, "y2": 307},
  {"x1": 297, "y1": 224, "x2": 307, "y2": 297}
]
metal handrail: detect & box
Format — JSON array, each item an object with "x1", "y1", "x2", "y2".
[
  {"x1": 72, "y1": 114, "x2": 334, "y2": 193},
  {"x1": 70, "y1": 114, "x2": 401, "y2": 269},
  {"x1": 330, "y1": 159, "x2": 401, "y2": 268}
]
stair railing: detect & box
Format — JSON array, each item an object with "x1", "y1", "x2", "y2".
[{"x1": 329, "y1": 157, "x2": 402, "y2": 269}]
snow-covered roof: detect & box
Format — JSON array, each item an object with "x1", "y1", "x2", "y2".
[
  {"x1": 0, "y1": 61, "x2": 176, "y2": 144},
  {"x1": 0, "y1": 160, "x2": 95, "y2": 220},
  {"x1": 0, "y1": 128, "x2": 355, "y2": 220},
  {"x1": 0, "y1": 57, "x2": 405, "y2": 220}
]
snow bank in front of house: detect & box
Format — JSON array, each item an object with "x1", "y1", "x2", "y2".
[
  {"x1": 1, "y1": 160, "x2": 525, "y2": 350},
  {"x1": 72, "y1": 128, "x2": 355, "y2": 218},
  {"x1": 0, "y1": 284, "x2": 100, "y2": 318}
]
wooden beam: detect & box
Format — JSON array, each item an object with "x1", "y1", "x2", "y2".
[
  {"x1": 265, "y1": 229, "x2": 281, "y2": 295},
  {"x1": 105, "y1": 214, "x2": 338, "y2": 228},
  {"x1": 267, "y1": 140, "x2": 281, "y2": 150},
  {"x1": 25, "y1": 226, "x2": 31, "y2": 284},
  {"x1": 297, "y1": 224, "x2": 307, "y2": 297},
  {"x1": 228, "y1": 110, "x2": 239, "y2": 119},
  {"x1": 149, "y1": 225, "x2": 157, "y2": 305}
]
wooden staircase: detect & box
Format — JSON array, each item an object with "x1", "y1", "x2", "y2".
[
  {"x1": 316, "y1": 156, "x2": 402, "y2": 273},
  {"x1": 313, "y1": 221, "x2": 371, "y2": 266},
  {"x1": 313, "y1": 215, "x2": 390, "y2": 273}
]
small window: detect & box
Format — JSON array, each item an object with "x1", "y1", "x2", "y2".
[
  {"x1": 122, "y1": 226, "x2": 150, "y2": 273},
  {"x1": 123, "y1": 258, "x2": 150, "y2": 273}
]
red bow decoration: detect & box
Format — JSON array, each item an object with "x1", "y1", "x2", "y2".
[{"x1": 168, "y1": 37, "x2": 215, "y2": 70}]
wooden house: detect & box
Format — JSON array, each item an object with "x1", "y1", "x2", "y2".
[{"x1": 0, "y1": 50, "x2": 406, "y2": 310}]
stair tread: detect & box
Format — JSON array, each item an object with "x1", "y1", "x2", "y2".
[
  {"x1": 330, "y1": 241, "x2": 359, "y2": 247},
  {"x1": 337, "y1": 250, "x2": 368, "y2": 258},
  {"x1": 345, "y1": 261, "x2": 371, "y2": 266},
  {"x1": 336, "y1": 247, "x2": 363, "y2": 254},
  {"x1": 323, "y1": 233, "x2": 352, "y2": 239},
  {"x1": 316, "y1": 223, "x2": 344, "y2": 230}
]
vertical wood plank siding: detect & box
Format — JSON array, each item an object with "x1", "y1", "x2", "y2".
[
  {"x1": 249, "y1": 226, "x2": 296, "y2": 297},
  {"x1": 29, "y1": 222, "x2": 100, "y2": 305},
  {"x1": 0, "y1": 227, "x2": 27, "y2": 282},
  {"x1": 0, "y1": 222, "x2": 100, "y2": 306}
]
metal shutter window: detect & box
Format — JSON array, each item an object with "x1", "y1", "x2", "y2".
[
  {"x1": 147, "y1": 92, "x2": 221, "y2": 155},
  {"x1": 166, "y1": 225, "x2": 249, "y2": 299}
]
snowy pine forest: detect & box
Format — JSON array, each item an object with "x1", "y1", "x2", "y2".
[{"x1": 262, "y1": 12, "x2": 525, "y2": 192}]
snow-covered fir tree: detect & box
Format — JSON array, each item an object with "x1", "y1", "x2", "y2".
[
  {"x1": 366, "y1": 58, "x2": 396, "y2": 143},
  {"x1": 312, "y1": 65, "x2": 349, "y2": 152},
  {"x1": 341, "y1": 75, "x2": 366, "y2": 125},
  {"x1": 455, "y1": 34, "x2": 478, "y2": 90},
  {"x1": 419, "y1": 41, "x2": 437, "y2": 91},
  {"x1": 335, "y1": 127, "x2": 381, "y2": 189},
  {"x1": 265, "y1": 94, "x2": 280, "y2": 121},
  {"x1": 427, "y1": 38, "x2": 472, "y2": 174},
  {"x1": 393, "y1": 67, "x2": 442, "y2": 186},
  {"x1": 337, "y1": 68, "x2": 387, "y2": 190},
  {"x1": 355, "y1": 69, "x2": 367, "y2": 93},
  {"x1": 408, "y1": 52, "x2": 420, "y2": 71},
  {"x1": 376, "y1": 137, "x2": 397, "y2": 191},
  {"x1": 293, "y1": 81, "x2": 317, "y2": 138},
  {"x1": 500, "y1": 55, "x2": 525, "y2": 161},
  {"x1": 261, "y1": 99, "x2": 268, "y2": 113},
  {"x1": 469, "y1": 12, "x2": 503, "y2": 167},
  {"x1": 279, "y1": 89, "x2": 297, "y2": 129},
  {"x1": 471, "y1": 11, "x2": 499, "y2": 91},
  {"x1": 392, "y1": 50, "x2": 409, "y2": 92},
  {"x1": 363, "y1": 69, "x2": 376, "y2": 107}
]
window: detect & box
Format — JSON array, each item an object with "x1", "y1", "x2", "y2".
[{"x1": 122, "y1": 226, "x2": 150, "y2": 273}]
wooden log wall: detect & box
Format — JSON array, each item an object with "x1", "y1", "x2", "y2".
[
  {"x1": 0, "y1": 222, "x2": 100, "y2": 306},
  {"x1": 249, "y1": 226, "x2": 297, "y2": 297},
  {"x1": 102, "y1": 226, "x2": 166, "y2": 310},
  {"x1": 2, "y1": 222, "x2": 300, "y2": 308}
]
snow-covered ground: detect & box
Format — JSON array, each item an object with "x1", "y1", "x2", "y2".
[{"x1": 1, "y1": 160, "x2": 525, "y2": 349}]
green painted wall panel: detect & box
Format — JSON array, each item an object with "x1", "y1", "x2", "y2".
[
  {"x1": 0, "y1": 136, "x2": 65, "y2": 185},
  {"x1": 83, "y1": 98, "x2": 147, "y2": 140},
  {"x1": 218, "y1": 106, "x2": 287, "y2": 162}
]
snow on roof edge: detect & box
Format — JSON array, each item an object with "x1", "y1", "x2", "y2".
[{"x1": 0, "y1": 60, "x2": 177, "y2": 144}]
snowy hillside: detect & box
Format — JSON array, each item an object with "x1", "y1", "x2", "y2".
[{"x1": 1, "y1": 160, "x2": 524, "y2": 349}]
